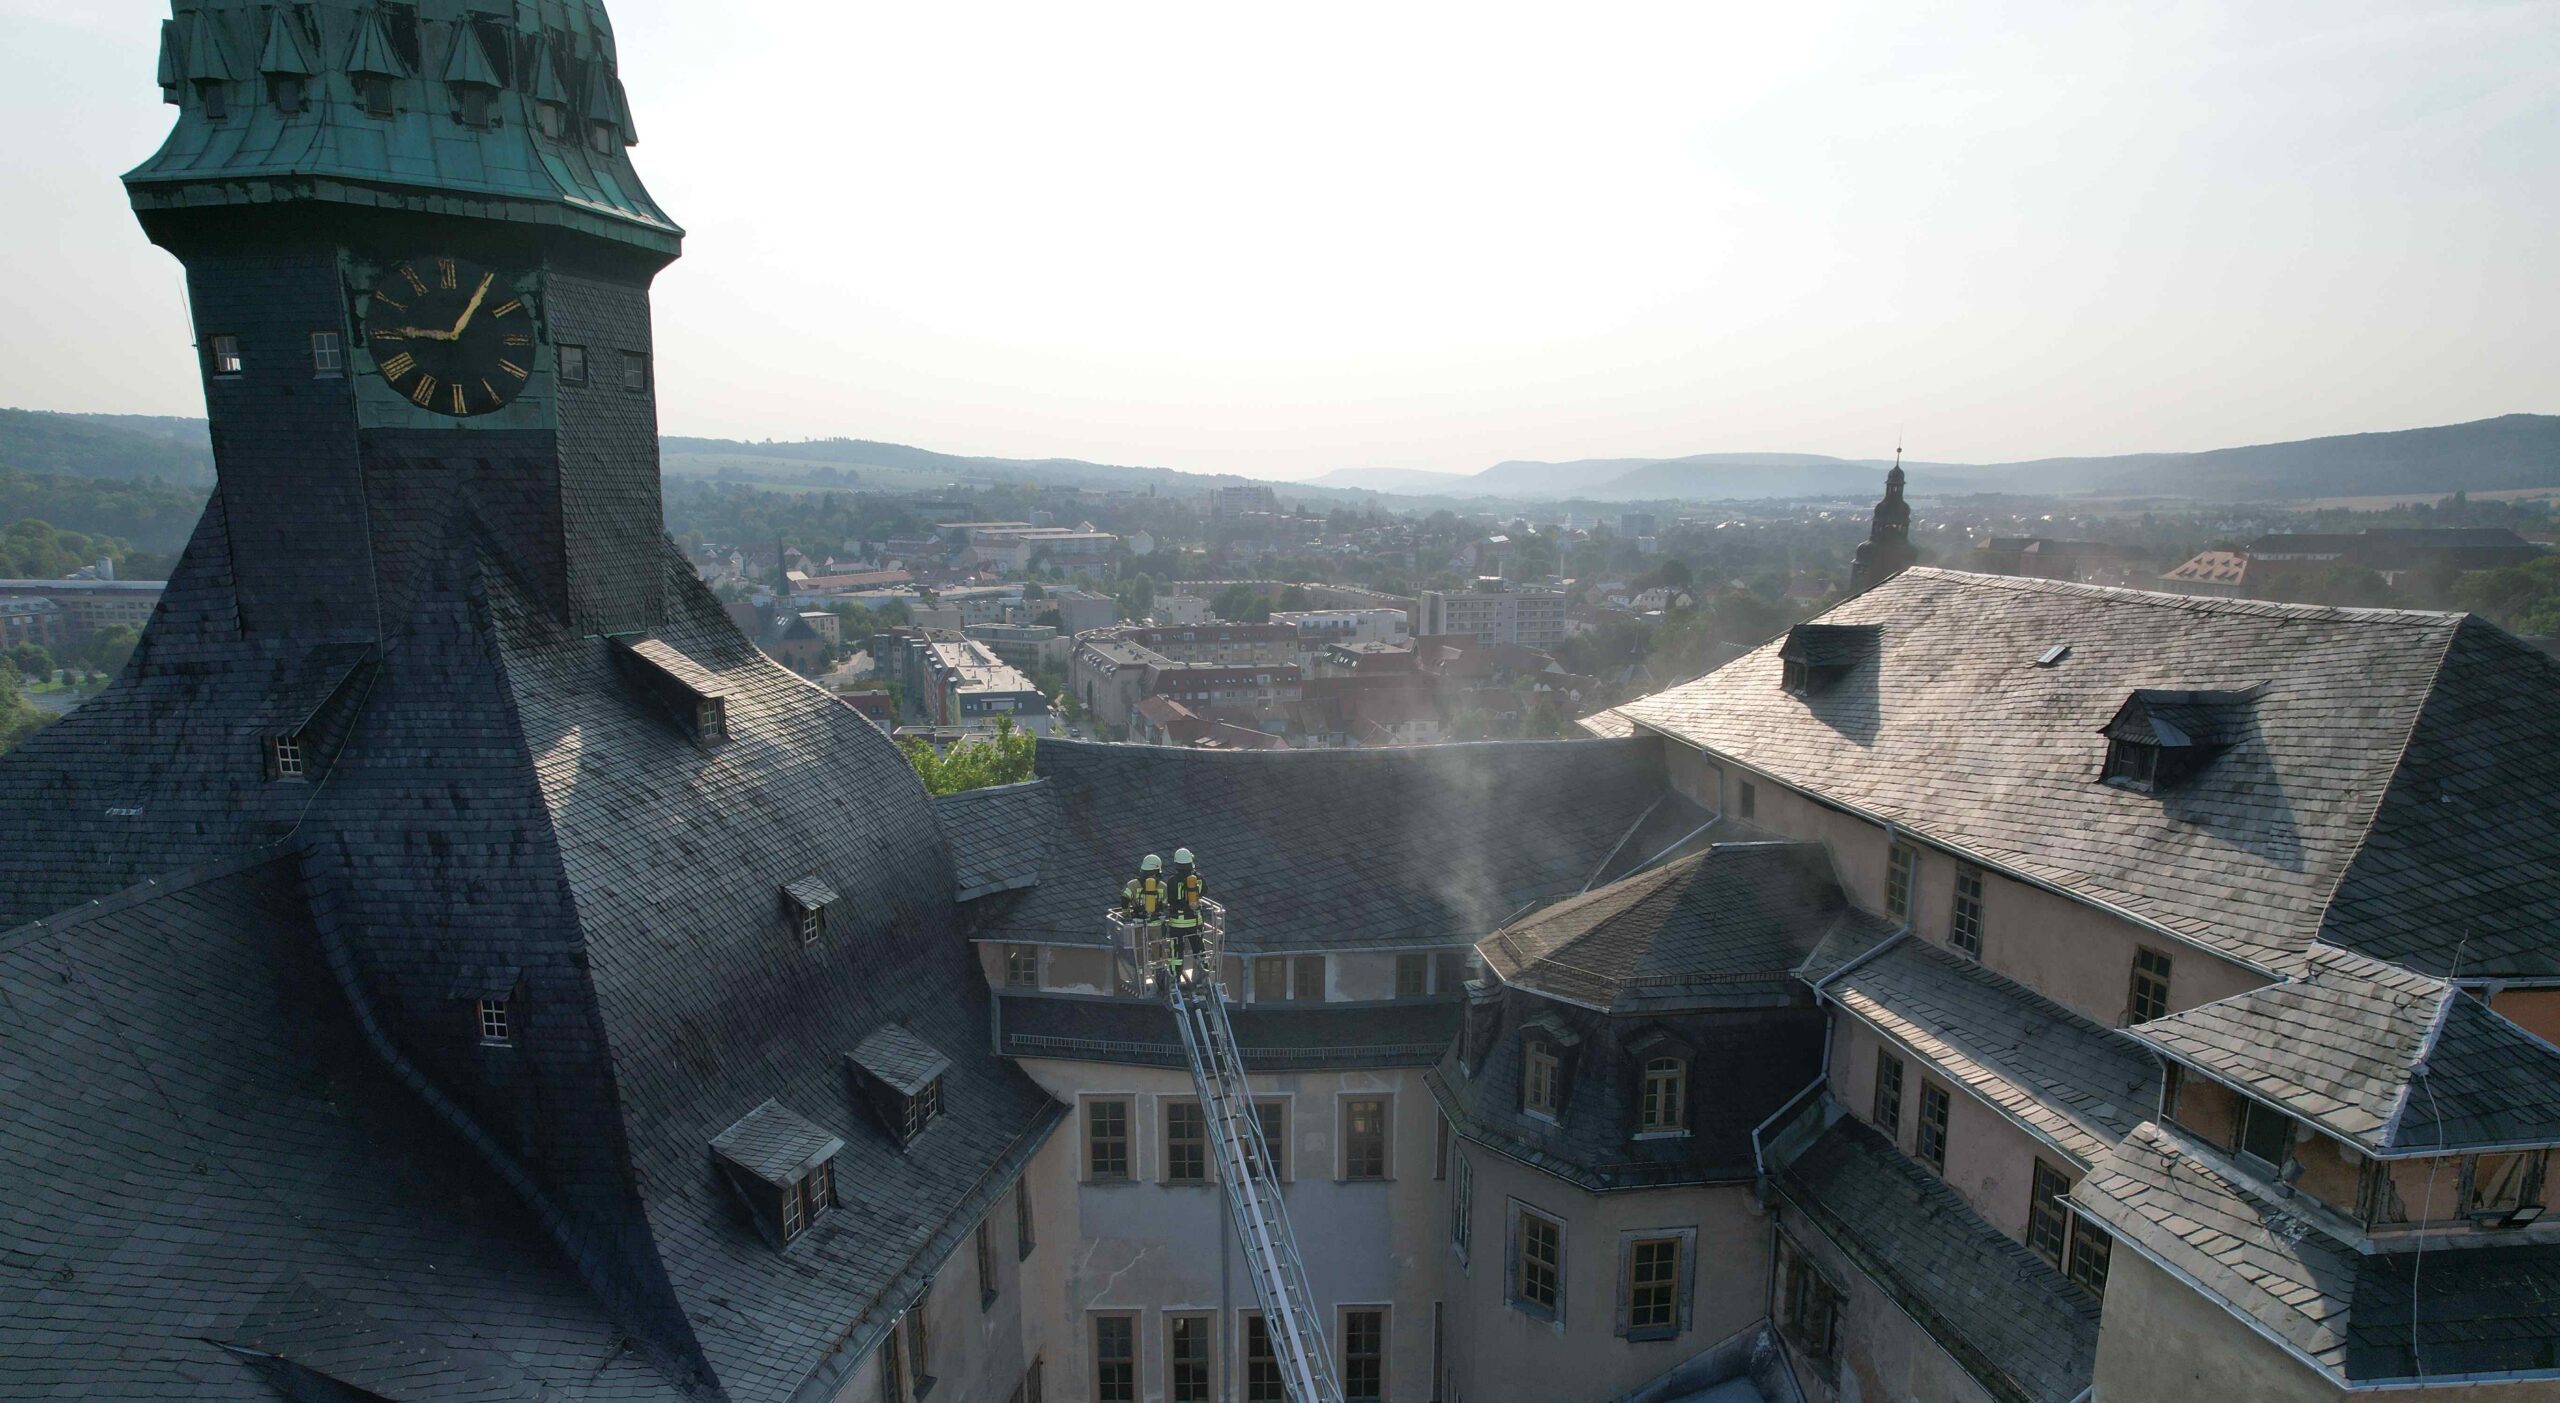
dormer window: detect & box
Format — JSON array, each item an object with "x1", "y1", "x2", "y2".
[
  {"x1": 611, "y1": 637, "x2": 730, "y2": 745},
  {"x1": 711, "y1": 1099, "x2": 845, "y2": 1247},
  {"x1": 784, "y1": 876, "x2": 837, "y2": 945},
  {"x1": 477, "y1": 997, "x2": 511, "y2": 1045},
  {"x1": 1639, "y1": 1057, "x2": 1688, "y2": 1133},
  {"x1": 537, "y1": 101, "x2": 566, "y2": 138},
  {"x1": 1523, "y1": 1039, "x2": 1559, "y2": 1117},
  {"x1": 1777, "y1": 623, "x2": 1880, "y2": 696},
  {"x1": 2099, "y1": 686, "x2": 2260, "y2": 792},
  {"x1": 2235, "y1": 1096, "x2": 2294, "y2": 1176},
  {"x1": 360, "y1": 75, "x2": 395, "y2": 117},
  {"x1": 696, "y1": 697, "x2": 727, "y2": 740},
  {"x1": 270, "y1": 74, "x2": 305, "y2": 113},
  {"x1": 267, "y1": 733, "x2": 306, "y2": 780},
  {"x1": 851, "y1": 1024, "x2": 953, "y2": 1148}
]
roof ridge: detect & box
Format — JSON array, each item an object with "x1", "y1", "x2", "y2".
[
  {"x1": 0, "y1": 845, "x2": 298, "y2": 954},
  {"x1": 2373, "y1": 980, "x2": 2460, "y2": 1152},
  {"x1": 1887, "y1": 565, "x2": 2471, "y2": 628}
]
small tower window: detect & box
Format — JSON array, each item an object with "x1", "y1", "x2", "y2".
[
  {"x1": 309, "y1": 331, "x2": 343, "y2": 377},
  {"x1": 556, "y1": 343, "x2": 589, "y2": 385},
  {"x1": 589, "y1": 118, "x2": 618, "y2": 155},
  {"x1": 197, "y1": 81, "x2": 229, "y2": 120},
  {"x1": 270, "y1": 75, "x2": 305, "y2": 113},
  {"x1": 210, "y1": 335, "x2": 243, "y2": 377},
  {"x1": 537, "y1": 101, "x2": 566, "y2": 139},
  {"x1": 360, "y1": 75, "x2": 395, "y2": 118},
  {"x1": 784, "y1": 876, "x2": 837, "y2": 945},
  {"x1": 456, "y1": 85, "x2": 496, "y2": 127},
  {"x1": 622, "y1": 350, "x2": 651, "y2": 392},
  {"x1": 268, "y1": 733, "x2": 306, "y2": 780},
  {"x1": 476, "y1": 997, "x2": 512, "y2": 1046}
]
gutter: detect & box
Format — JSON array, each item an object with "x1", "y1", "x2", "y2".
[{"x1": 1751, "y1": 1073, "x2": 1828, "y2": 1185}]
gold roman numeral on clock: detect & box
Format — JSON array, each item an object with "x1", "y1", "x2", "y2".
[
  {"x1": 481, "y1": 378, "x2": 499, "y2": 401},
  {"x1": 410, "y1": 374, "x2": 439, "y2": 407},
  {"x1": 490, "y1": 299, "x2": 523, "y2": 318},
  {"x1": 451, "y1": 383, "x2": 469, "y2": 414},
  {"x1": 400, "y1": 264, "x2": 428, "y2": 295},
  {"x1": 499, "y1": 359, "x2": 529, "y2": 380},
  {"x1": 504, "y1": 334, "x2": 531, "y2": 346},
  {"x1": 378, "y1": 351, "x2": 417, "y2": 379},
  {"x1": 437, "y1": 257, "x2": 457, "y2": 289},
  {"x1": 372, "y1": 291, "x2": 408, "y2": 312}
]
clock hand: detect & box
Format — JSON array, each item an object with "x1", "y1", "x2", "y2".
[
  {"x1": 446, "y1": 273, "x2": 495, "y2": 338},
  {"x1": 385, "y1": 325, "x2": 459, "y2": 341}
]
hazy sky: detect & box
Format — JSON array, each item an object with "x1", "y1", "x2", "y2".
[{"x1": 1, "y1": 1, "x2": 2551, "y2": 480}]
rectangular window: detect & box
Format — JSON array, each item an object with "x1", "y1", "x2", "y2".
[
  {"x1": 1885, "y1": 842, "x2": 1915, "y2": 922},
  {"x1": 2237, "y1": 1097, "x2": 2293, "y2": 1172},
  {"x1": 904, "y1": 1303, "x2": 929, "y2": 1392},
  {"x1": 1872, "y1": 1050, "x2": 1903, "y2": 1136},
  {"x1": 1253, "y1": 956, "x2": 1287, "y2": 1003},
  {"x1": 2104, "y1": 737, "x2": 2159, "y2": 790},
  {"x1": 2068, "y1": 1220, "x2": 2113, "y2": 1295},
  {"x1": 1396, "y1": 953, "x2": 1429, "y2": 997},
  {"x1": 1435, "y1": 951, "x2": 1468, "y2": 993},
  {"x1": 1242, "y1": 1314, "x2": 1284, "y2": 1403},
  {"x1": 1627, "y1": 1237, "x2": 1680, "y2": 1337},
  {"x1": 1776, "y1": 1236, "x2": 1843, "y2": 1374},
  {"x1": 360, "y1": 74, "x2": 394, "y2": 117},
  {"x1": 879, "y1": 1320, "x2": 905, "y2": 1403},
  {"x1": 2129, "y1": 948, "x2": 2174, "y2": 1023},
  {"x1": 695, "y1": 697, "x2": 727, "y2": 740},
  {"x1": 1015, "y1": 1176, "x2": 1035, "y2": 1258},
  {"x1": 1738, "y1": 780, "x2": 1757, "y2": 820},
  {"x1": 270, "y1": 733, "x2": 306, "y2": 780},
  {"x1": 783, "y1": 1160, "x2": 833, "y2": 1241},
  {"x1": 1005, "y1": 944, "x2": 1038, "y2": 988},
  {"x1": 1639, "y1": 1057, "x2": 1687, "y2": 1133},
  {"x1": 1166, "y1": 1099, "x2": 1208, "y2": 1184},
  {"x1": 976, "y1": 1216, "x2": 996, "y2": 1307},
  {"x1": 1514, "y1": 1206, "x2": 1562, "y2": 1316},
  {"x1": 1450, "y1": 1154, "x2": 1474, "y2": 1258},
  {"x1": 1092, "y1": 1315, "x2": 1136, "y2": 1403},
  {"x1": 1342, "y1": 1308, "x2": 1385, "y2": 1403},
  {"x1": 1522, "y1": 1040, "x2": 1560, "y2": 1118},
  {"x1": 210, "y1": 334, "x2": 243, "y2": 377},
  {"x1": 798, "y1": 905, "x2": 824, "y2": 946},
  {"x1": 1343, "y1": 1097, "x2": 1389, "y2": 1180},
  {"x1": 1086, "y1": 1098, "x2": 1131, "y2": 1181},
  {"x1": 1917, "y1": 1081, "x2": 1951, "y2": 1173},
  {"x1": 2466, "y1": 1151, "x2": 2548, "y2": 1216},
  {"x1": 2028, "y1": 1160, "x2": 2072, "y2": 1267},
  {"x1": 1168, "y1": 1312, "x2": 1213, "y2": 1403},
  {"x1": 310, "y1": 331, "x2": 343, "y2": 376},
  {"x1": 557, "y1": 343, "x2": 589, "y2": 385},
  {"x1": 1434, "y1": 1113, "x2": 1450, "y2": 1180},
  {"x1": 1293, "y1": 955, "x2": 1325, "y2": 1001},
  {"x1": 622, "y1": 349, "x2": 651, "y2": 392},
  {"x1": 1950, "y1": 867, "x2": 1984, "y2": 957},
  {"x1": 477, "y1": 997, "x2": 511, "y2": 1046}
]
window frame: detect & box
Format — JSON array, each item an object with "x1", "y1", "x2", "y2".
[
  {"x1": 269, "y1": 732, "x2": 307, "y2": 780},
  {"x1": 1090, "y1": 1312, "x2": 1137, "y2": 1403},
  {"x1": 210, "y1": 334, "x2": 244, "y2": 378},
  {"x1": 975, "y1": 1215, "x2": 998, "y2": 1309},
  {"x1": 1341, "y1": 1094, "x2": 1391, "y2": 1181},
  {"x1": 1395, "y1": 952, "x2": 1429, "y2": 998},
  {"x1": 1015, "y1": 1175, "x2": 1036, "y2": 1259},
  {"x1": 476, "y1": 996, "x2": 512, "y2": 1047},
  {"x1": 1166, "y1": 1311, "x2": 1215, "y2": 1403},
  {"x1": 1253, "y1": 956, "x2": 1286, "y2": 1003},
  {"x1": 309, "y1": 330, "x2": 343, "y2": 378},
  {"x1": 2236, "y1": 1096, "x2": 2294, "y2": 1174},
  {"x1": 1638, "y1": 1056, "x2": 1688, "y2": 1135},
  {"x1": 1508, "y1": 1201, "x2": 1565, "y2": 1321},
  {"x1": 2067, "y1": 1217, "x2": 2113, "y2": 1296},
  {"x1": 1450, "y1": 1152, "x2": 1474, "y2": 1262},
  {"x1": 1622, "y1": 1234, "x2": 1684, "y2": 1341},
  {"x1": 1339, "y1": 1305, "x2": 1388, "y2": 1403},
  {"x1": 1885, "y1": 841, "x2": 1916, "y2": 923},
  {"x1": 1522, "y1": 1039, "x2": 1560, "y2": 1120},
  {"x1": 359, "y1": 74, "x2": 395, "y2": 118},
  {"x1": 1775, "y1": 1234, "x2": 1844, "y2": 1379},
  {"x1": 1872, "y1": 1049, "x2": 1904, "y2": 1138},
  {"x1": 1292, "y1": 955, "x2": 1326, "y2": 1002},
  {"x1": 1916, "y1": 1080, "x2": 1951, "y2": 1174},
  {"x1": 2103, "y1": 736, "x2": 2160, "y2": 791},
  {"x1": 1004, "y1": 944, "x2": 1039, "y2": 988},
  {"x1": 1949, "y1": 865, "x2": 1984, "y2": 957},
  {"x1": 1084, "y1": 1095, "x2": 1134, "y2": 1182},
  {"x1": 621, "y1": 349, "x2": 651, "y2": 392},
  {"x1": 1163, "y1": 1096, "x2": 1210, "y2": 1185},
  {"x1": 2129, "y1": 947, "x2": 2174, "y2": 1023},
  {"x1": 2028, "y1": 1159, "x2": 2073, "y2": 1267},
  {"x1": 1240, "y1": 1312, "x2": 1284, "y2": 1403},
  {"x1": 1737, "y1": 779, "x2": 1757, "y2": 820},
  {"x1": 557, "y1": 342, "x2": 589, "y2": 385}
]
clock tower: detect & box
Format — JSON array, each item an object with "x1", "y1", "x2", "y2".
[{"x1": 127, "y1": 0, "x2": 682, "y2": 639}]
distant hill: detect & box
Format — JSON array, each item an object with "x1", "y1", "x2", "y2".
[
  {"x1": 1996, "y1": 414, "x2": 2560, "y2": 500},
  {"x1": 1304, "y1": 466, "x2": 1471, "y2": 493},
  {"x1": 0, "y1": 409, "x2": 212, "y2": 485}
]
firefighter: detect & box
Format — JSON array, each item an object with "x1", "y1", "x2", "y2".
[
  {"x1": 1121, "y1": 853, "x2": 1166, "y2": 921},
  {"x1": 1165, "y1": 847, "x2": 1206, "y2": 983}
]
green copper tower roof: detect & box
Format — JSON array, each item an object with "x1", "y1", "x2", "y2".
[{"x1": 127, "y1": 0, "x2": 681, "y2": 258}]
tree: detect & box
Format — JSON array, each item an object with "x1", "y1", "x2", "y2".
[
  {"x1": 1277, "y1": 584, "x2": 1312, "y2": 611},
  {"x1": 2297, "y1": 564, "x2": 2394, "y2": 608},
  {"x1": 8, "y1": 642, "x2": 53, "y2": 683},
  {"x1": 74, "y1": 624, "x2": 138, "y2": 679},
  {"x1": 2454, "y1": 556, "x2": 2560, "y2": 637},
  {"x1": 899, "y1": 716, "x2": 1037, "y2": 795},
  {"x1": 1211, "y1": 583, "x2": 1269, "y2": 623},
  {"x1": 0, "y1": 672, "x2": 48, "y2": 756}
]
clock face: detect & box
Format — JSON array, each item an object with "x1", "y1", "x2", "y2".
[{"x1": 361, "y1": 255, "x2": 537, "y2": 418}]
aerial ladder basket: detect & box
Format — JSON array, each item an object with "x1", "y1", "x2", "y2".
[{"x1": 1107, "y1": 900, "x2": 1344, "y2": 1403}]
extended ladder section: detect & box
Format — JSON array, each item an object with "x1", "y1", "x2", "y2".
[
  {"x1": 1170, "y1": 979, "x2": 1344, "y2": 1403},
  {"x1": 1110, "y1": 903, "x2": 1343, "y2": 1403}
]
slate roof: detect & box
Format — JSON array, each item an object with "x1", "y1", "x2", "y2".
[
  {"x1": 963, "y1": 736, "x2": 1676, "y2": 952},
  {"x1": 1577, "y1": 706, "x2": 1637, "y2": 738},
  {"x1": 2073, "y1": 1121, "x2": 2560, "y2": 1386},
  {"x1": 849, "y1": 1024, "x2": 953, "y2": 1097},
  {"x1": 1480, "y1": 842, "x2": 1853, "y2": 1013},
  {"x1": 998, "y1": 991, "x2": 1462, "y2": 1071},
  {"x1": 0, "y1": 857, "x2": 687, "y2": 1401},
  {"x1": 1617, "y1": 569, "x2": 2560, "y2": 977},
  {"x1": 2131, "y1": 945, "x2": 2560, "y2": 1154},
  {"x1": 1775, "y1": 1115, "x2": 2100, "y2": 1403},
  {"x1": 1823, "y1": 936, "x2": 2161, "y2": 1168},
  {"x1": 935, "y1": 778, "x2": 1057, "y2": 901}
]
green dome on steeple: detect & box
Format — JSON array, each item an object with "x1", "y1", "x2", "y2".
[{"x1": 127, "y1": 0, "x2": 680, "y2": 258}]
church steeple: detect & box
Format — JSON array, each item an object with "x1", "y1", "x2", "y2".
[{"x1": 1850, "y1": 443, "x2": 1919, "y2": 594}]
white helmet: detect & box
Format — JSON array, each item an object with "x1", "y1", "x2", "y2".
[
  {"x1": 1173, "y1": 848, "x2": 1195, "y2": 866},
  {"x1": 1140, "y1": 853, "x2": 1163, "y2": 872}
]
